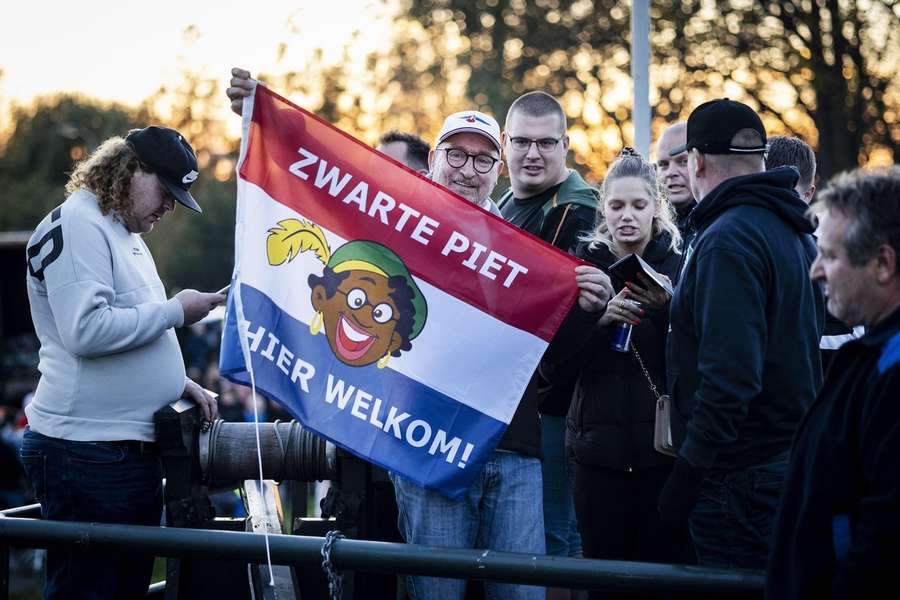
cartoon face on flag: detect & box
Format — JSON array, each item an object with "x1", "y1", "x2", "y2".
[
  {"x1": 220, "y1": 85, "x2": 580, "y2": 498},
  {"x1": 266, "y1": 219, "x2": 427, "y2": 368}
]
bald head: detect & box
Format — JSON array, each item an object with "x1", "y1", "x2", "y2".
[
  {"x1": 688, "y1": 128, "x2": 767, "y2": 201},
  {"x1": 655, "y1": 123, "x2": 694, "y2": 211},
  {"x1": 659, "y1": 122, "x2": 686, "y2": 145}
]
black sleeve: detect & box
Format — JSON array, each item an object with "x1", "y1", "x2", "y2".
[
  {"x1": 833, "y1": 366, "x2": 900, "y2": 597},
  {"x1": 679, "y1": 244, "x2": 768, "y2": 469},
  {"x1": 544, "y1": 303, "x2": 604, "y2": 367}
]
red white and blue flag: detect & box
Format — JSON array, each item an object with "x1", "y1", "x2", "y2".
[{"x1": 220, "y1": 86, "x2": 580, "y2": 498}]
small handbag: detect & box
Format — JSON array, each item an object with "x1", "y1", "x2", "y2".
[{"x1": 631, "y1": 343, "x2": 677, "y2": 457}]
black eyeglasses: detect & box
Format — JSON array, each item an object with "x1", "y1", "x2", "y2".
[
  {"x1": 336, "y1": 287, "x2": 397, "y2": 324},
  {"x1": 437, "y1": 148, "x2": 499, "y2": 174},
  {"x1": 508, "y1": 137, "x2": 562, "y2": 153}
]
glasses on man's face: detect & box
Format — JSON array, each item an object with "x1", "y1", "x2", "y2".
[
  {"x1": 437, "y1": 147, "x2": 499, "y2": 174},
  {"x1": 508, "y1": 137, "x2": 562, "y2": 154}
]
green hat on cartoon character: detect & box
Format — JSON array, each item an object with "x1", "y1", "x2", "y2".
[{"x1": 267, "y1": 219, "x2": 427, "y2": 368}]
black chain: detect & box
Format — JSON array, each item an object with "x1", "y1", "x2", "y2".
[{"x1": 321, "y1": 530, "x2": 345, "y2": 599}]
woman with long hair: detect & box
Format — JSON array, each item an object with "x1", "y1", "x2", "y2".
[{"x1": 548, "y1": 148, "x2": 691, "y2": 598}]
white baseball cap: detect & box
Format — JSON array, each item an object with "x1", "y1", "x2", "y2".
[{"x1": 436, "y1": 111, "x2": 502, "y2": 154}]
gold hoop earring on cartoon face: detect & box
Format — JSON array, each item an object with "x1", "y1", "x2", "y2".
[
  {"x1": 377, "y1": 354, "x2": 390, "y2": 369},
  {"x1": 310, "y1": 310, "x2": 324, "y2": 335}
]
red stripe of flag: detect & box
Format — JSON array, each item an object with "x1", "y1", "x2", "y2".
[{"x1": 239, "y1": 86, "x2": 580, "y2": 342}]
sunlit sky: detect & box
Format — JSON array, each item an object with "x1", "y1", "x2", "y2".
[{"x1": 0, "y1": 0, "x2": 390, "y2": 132}]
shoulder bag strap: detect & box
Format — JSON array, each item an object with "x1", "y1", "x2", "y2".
[
  {"x1": 631, "y1": 342, "x2": 661, "y2": 400},
  {"x1": 547, "y1": 198, "x2": 571, "y2": 247}
]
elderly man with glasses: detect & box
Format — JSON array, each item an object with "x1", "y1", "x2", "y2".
[
  {"x1": 391, "y1": 109, "x2": 555, "y2": 600},
  {"x1": 400, "y1": 103, "x2": 608, "y2": 600},
  {"x1": 424, "y1": 110, "x2": 506, "y2": 217}
]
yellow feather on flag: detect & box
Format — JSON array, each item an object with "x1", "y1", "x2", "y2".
[{"x1": 266, "y1": 219, "x2": 331, "y2": 266}]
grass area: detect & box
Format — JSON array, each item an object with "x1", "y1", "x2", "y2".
[{"x1": 152, "y1": 557, "x2": 167, "y2": 583}]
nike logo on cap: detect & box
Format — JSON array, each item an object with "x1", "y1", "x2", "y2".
[{"x1": 182, "y1": 170, "x2": 199, "y2": 184}]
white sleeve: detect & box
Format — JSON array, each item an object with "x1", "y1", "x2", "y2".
[{"x1": 43, "y1": 212, "x2": 184, "y2": 358}]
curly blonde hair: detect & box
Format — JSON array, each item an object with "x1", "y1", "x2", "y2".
[
  {"x1": 65, "y1": 136, "x2": 139, "y2": 222},
  {"x1": 583, "y1": 148, "x2": 682, "y2": 255}
]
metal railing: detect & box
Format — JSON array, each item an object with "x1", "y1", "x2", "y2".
[{"x1": 0, "y1": 512, "x2": 765, "y2": 597}]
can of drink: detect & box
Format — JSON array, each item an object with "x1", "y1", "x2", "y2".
[{"x1": 610, "y1": 299, "x2": 641, "y2": 352}]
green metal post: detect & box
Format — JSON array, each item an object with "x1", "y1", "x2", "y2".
[{"x1": 0, "y1": 517, "x2": 764, "y2": 594}]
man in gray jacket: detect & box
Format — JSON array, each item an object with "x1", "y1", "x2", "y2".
[{"x1": 21, "y1": 126, "x2": 224, "y2": 599}]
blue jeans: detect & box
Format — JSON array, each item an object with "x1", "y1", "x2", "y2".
[
  {"x1": 541, "y1": 415, "x2": 582, "y2": 556},
  {"x1": 391, "y1": 450, "x2": 545, "y2": 600},
  {"x1": 689, "y1": 452, "x2": 788, "y2": 569},
  {"x1": 19, "y1": 428, "x2": 163, "y2": 600}
]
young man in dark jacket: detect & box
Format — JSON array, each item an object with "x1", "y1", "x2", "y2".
[
  {"x1": 495, "y1": 94, "x2": 605, "y2": 599},
  {"x1": 767, "y1": 167, "x2": 900, "y2": 599},
  {"x1": 656, "y1": 99, "x2": 825, "y2": 569},
  {"x1": 764, "y1": 135, "x2": 863, "y2": 373}
]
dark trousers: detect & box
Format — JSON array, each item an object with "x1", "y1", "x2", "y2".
[
  {"x1": 573, "y1": 462, "x2": 693, "y2": 600},
  {"x1": 20, "y1": 428, "x2": 163, "y2": 600},
  {"x1": 689, "y1": 453, "x2": 788, "y2": 570}
]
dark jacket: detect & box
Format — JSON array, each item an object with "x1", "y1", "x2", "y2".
[
  {"x1": 667, "y1": 167, "x2": 824, "y2": 470},
  {"x1": 821, "y1": 311, "x2": 861, "y2": 375},
  {"x1": 766, "y1": 306, "x2": 900, "y2": 600},
  {"x1": 674, "y1": 201, "x2": 696, "y2": 250},
  {"x1": 496, "y1": 169, "x2": 598, "y2": 457},
  {"x1": 497, "y1": 168, "x2": 599, "y2": 250},
  {"x1": 547, "y1": 233, "x2": 681, "y2": 471}
]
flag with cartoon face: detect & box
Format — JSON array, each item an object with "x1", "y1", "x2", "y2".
[
  {"x1": 267, "y1": 221, "x2": 427, "y2": 369},
  {"x1": 220, "y1": 86, "x2": 580, "y2": 498}
]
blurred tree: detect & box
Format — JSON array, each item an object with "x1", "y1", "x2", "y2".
[
  {"x1": 139, "y1": 68, "x2": 239, "y2": 292},
  {"x1": 396, "y1": 0, "x2": 898, "y2": 179},
  {"x1": 661, "y1": 0, "x2": 899, "y2": 179},
  {"x1": 140, "y1": 26, "x2": 239, "y2": 181},
  {"x1": 0, "y1": 95, "x2": 145, "y2": 231},
  {"x1": 400, "y1": 0, "x2": 636, "y2": 178},
  {"x1": 263, "y1": 0, "x2": 897, "y2": 181},
  {"x1": 264, "y1": 0, "x2": 633, "y2": 177},
  {"x1": 261, "y1": 17, "x2": 477, "y2": 151},
  {"x1": 0, "y1": 76, "x2": 237, "y2": 293},
  {"x1": 135, "y1": 27, "x2": 240, "y2": 292}
]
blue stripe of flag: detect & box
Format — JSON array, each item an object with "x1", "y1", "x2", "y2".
[{"x1": 220, "y1": 284, "x2": 506, "y2": 498}]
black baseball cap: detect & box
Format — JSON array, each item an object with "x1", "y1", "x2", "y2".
[
  {"x1": 125, "y1": 126, "x2": 202, "y2": 213},
  {"x1": 669, "y1": 98, "x2": 767, "y2": 156}
]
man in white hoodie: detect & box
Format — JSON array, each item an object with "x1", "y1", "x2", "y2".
[{"x1": 20, "y1": 126, "x2": 224, "y2": 599}]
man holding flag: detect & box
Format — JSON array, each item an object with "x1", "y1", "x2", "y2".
[{"x1": 225, "y1": 69, "x2": 611, "y2": 599}]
